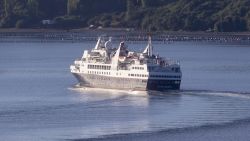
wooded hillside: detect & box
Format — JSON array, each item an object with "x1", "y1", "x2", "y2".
[{"x1": 0, "y1": 0, "x2": 249, "y2": 32}]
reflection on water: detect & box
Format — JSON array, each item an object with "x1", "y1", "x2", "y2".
[
  {"x1": 66, "y1": 87, "x2": 250, "y2": 140},
  {"x1": 69, "y1": 87, "x2": 150, "y2": 107}
]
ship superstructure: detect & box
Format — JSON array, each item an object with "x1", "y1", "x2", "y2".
[{"x1": 70, "y1": 36, "x2": 182, "y2": 91}]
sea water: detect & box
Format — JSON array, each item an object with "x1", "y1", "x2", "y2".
[{"x1": 0, "y1": 40, "x2": 250, "y2": 141}]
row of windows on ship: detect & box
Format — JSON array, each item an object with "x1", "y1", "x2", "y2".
[
  {"x1": 87, "y1": 65, "x2": 180, "y2": 73},
  {"x1": 87, "y1": 71, "x2": 180, "y2": 79},
  {"x1": 88, "y1": 65, "x2": 111, "y2": 70},
  {"x1": 129, "y1": 74, "x2": 181, "y2": 78},
  {"x1": 88, "y1": 64, "x2": 144, "y2": 70}
]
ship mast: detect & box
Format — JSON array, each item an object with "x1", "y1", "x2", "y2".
[{"x1": 94, "y1": 37, "x2": 101, "y2": 50}]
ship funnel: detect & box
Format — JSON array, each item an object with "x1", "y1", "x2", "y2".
[
  {"x1": 112, "y1": 43, "x2": 122, "y2": 62},
  {"x1": 111, "y1": 42, "x2": 122, "y2": 70},
  {"x1": 143, "y1": 36, "x2": 153, "y2": 56}
]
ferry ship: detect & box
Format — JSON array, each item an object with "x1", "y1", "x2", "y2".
[{"x1": 70, "y1": 36, "x2": 182, "y2": 91}]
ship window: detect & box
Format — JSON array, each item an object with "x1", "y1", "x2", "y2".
[{"x1": 175, "y1": 68, "x2": 180, "y2": 72}]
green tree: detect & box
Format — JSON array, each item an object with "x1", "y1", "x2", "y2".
[
  {"x1": 27, "y1": 0, "x2": 39, "y2": 18},
  {"x1": 67, "y1": 0, "x2": 80, "y2": 15}
]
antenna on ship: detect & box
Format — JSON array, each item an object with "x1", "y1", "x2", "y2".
[{"x1": 148, "y1": 35, "x2": 153, "y2": 57}]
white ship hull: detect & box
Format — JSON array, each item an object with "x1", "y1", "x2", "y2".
[{"x1": 73, "y1": 72, "x2": 181, "y2": 91}]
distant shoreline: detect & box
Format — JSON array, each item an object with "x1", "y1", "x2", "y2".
[
  {"x1": 0, "y1": 28, "x2": 250, "y2": 43},
  {"x1": 1, "y1": 28, "x2": 250, "y2": 35}
]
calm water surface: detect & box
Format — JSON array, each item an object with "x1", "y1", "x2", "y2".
[{"x1": 0, "y1": 41, "x2": 250, "y2": 141}]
